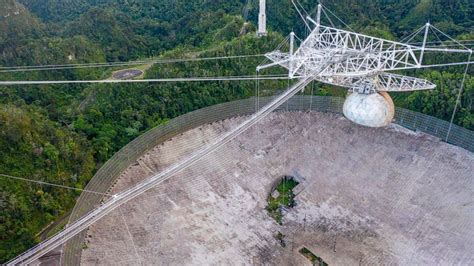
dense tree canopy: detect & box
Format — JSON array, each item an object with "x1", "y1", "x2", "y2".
[{"x1": 0, "y1": 103, "x2": 94, "y2": 260}]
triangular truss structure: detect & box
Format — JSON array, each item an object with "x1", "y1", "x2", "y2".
[{"x1": 258, "y1": 4, "x2": 472, "y2": 94}]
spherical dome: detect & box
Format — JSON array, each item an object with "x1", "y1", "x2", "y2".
[{"x1": 343, "y1": 91, "x2": 395, "y2": 127}]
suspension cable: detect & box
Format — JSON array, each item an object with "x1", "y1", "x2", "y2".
[
  {"x1": 255, "y1": 70, "x2": 259, "y2": 112},
  {"x1": 257, "y1": 34, "x2": 291, "y2": 68},
  {"x1": 407, "y1": 39, "x2": 474, "y2": 45},
  {"x1": 0, "y1": 54, "x2": 266, "y2": 73},
  {"x1": 446, "y1": 52, "x2": 472, "y2": 141},
  {"x1": 292, "y1": 0, "x2": 311, "y2": 31},
  {"x1": 321, "y1": 8, "x2": 335, "y2": 28},
  {"x1": 400, "y1": 25, "x2": 427, "y2": 43},
  {"x1": 0, "y1": 74, "x2": 296, "y2": 86},
  {"x1": 118, "y1": 206, "x2": 142, "y2": 264},
  {"x1": 242, "y1": 0, "x2": 252, "y2": 22},
  {"x1": 257, "y1": 71, "x2": 261, "y2": 111},
  {"x1": 0, "y1": 173, "x2": 111, "y2": 196},
  {"x1": 320, "y1": 3, "x2": 355, "y2": 32},
  {"x1": 429, "y1": 24, "x2": 471, "y2": 51}
]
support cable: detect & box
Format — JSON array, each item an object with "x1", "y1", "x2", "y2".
[
  {"x1": 320, "y1": 3, "x2": 354, "y2": 32},
  {"x1": 0, "y1": 173, "x2": 111, "y2": 196},
  {"x1": 291, "y1": 0, "x2": 311, "y2": 31},
  {"x1": 295, "y1": 0, "x2": 309, "y2": 17},
  {"x1": 391, "y1": 61, "x2": 474, "y2": 71},
  {"x1": 300, "y1": 87, "x2": 303, "y2": 110},
  {"x1": 423, "y1": 27, "x2": 474, "y2": 49},
  {"x1": 0, "y1": 74, "x2": 294, "y2": 86},
  {"x1": 400, "y1": 25, "x2": 426, "y2": 43},
  {"x1": 276, "y1": 34, "x2": 292, "y2": 51},
  {"x1": 429, "y1": 24, "x2": 471, "y2": 51},
  {"x1": 286, "y1": 78, "x2": 290, "y2": 111},
  {"x1": 257, "y1": 71, "x2": 261, "y2": 111},
  {"x1": 294, "y1": 34, "x2": 305, "y2": 44},
  {"x1": 307, "y1": 0, "x2": 320, "y2": 17},
  {"x1": 257, "y1": 34, "x2": 291, "y2": 68},
  {"x1": 422, "y1": 43, "x2": 474, "y2": 49},
  {"x1": 0, "y1": 54, "x2": 266, "y2": 73},
  {"x1": 321, "y1": 8, "x2": 335, "y2": 28},
  {"x1": 298, "y1": 0, "x2": 310, "y2": 38},
  {"x1": 446, "y1": 52, "x2": 472, "y2": 141},
  {"x1": 119, "y1": 206, "x2": 142, "y2": 265},
  {"x1": 255, "y1": 70, "x2": 259, "y2": 111},
  {"x1": 242, "y1": 0, "x2": 252, "y2": 22},
  {"x1": 408, "y1": 39, "x2": 474, "y2": 46},
  {"x1": 429, "y1": 27, "x2": 448, "y2": 49}
]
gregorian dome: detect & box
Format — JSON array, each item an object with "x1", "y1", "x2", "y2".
[{"x1": 343, "y1": 91, "x2": 395, "y2": 127}]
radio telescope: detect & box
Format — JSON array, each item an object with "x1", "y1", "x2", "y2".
[
  {"x1": 258, "y1": 3, "x2": 472, "y2": 127},
  {"x1": 5, "y1": 2, "x2": 473, "y2": 265}
]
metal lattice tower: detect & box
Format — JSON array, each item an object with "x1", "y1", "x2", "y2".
[{"x1": 257, "y1": 0, "x2": 267, "y2": 37}]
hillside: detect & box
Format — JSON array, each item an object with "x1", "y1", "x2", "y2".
[
  {"x1": 0, "y1": 0, "x2": 43, "y2": 65},
  {"x1": 0, "y1": 103, "x2": 95, "y2": 260},
  {"x1": 0, "y1": 0, "x2": 473, "y2": 262}
]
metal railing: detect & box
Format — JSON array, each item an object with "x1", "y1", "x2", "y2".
[{"x1": 62, "y1": 95, "x2": 473, "y2": 265}]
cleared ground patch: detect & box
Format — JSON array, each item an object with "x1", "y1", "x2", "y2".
[{"x1": 111, "y1": 69, "x2": 143, "y2": 80}]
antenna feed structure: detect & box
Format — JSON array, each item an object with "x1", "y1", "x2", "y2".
[{"x1": 255, "y1": 4, "x2": 469, "y2": 128}]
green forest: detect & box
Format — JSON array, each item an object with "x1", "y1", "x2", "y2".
[{"x1": 0, "y1": 0, "x2": 473, "y2": 262}]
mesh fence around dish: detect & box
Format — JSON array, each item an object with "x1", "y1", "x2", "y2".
[{"x1": 62, "y1": 95, "x2": 473, "y2": 265}]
